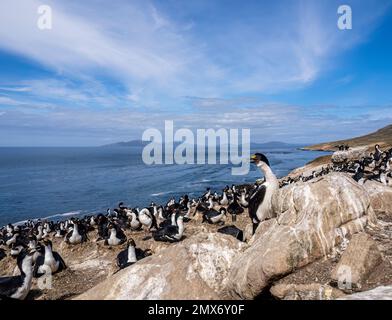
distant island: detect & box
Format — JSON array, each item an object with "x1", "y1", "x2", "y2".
[
  {"x1": 101, "y1": 140, "x2": 148, "y2": 148},
  {"x1": 102, "y1": 140, "x2": 300, "y2": 149}
]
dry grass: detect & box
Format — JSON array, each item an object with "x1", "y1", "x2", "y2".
[{"x1": 304, "y1": 124, "x2": 392, "y2": 151}]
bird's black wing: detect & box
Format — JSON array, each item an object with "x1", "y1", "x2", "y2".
[
  {"x1": 158, "y1": 218, "x2": 172, "y2": 229},
  {"x1": 152, "y1": 225, "x2": 178, "y2": 242},
  {"x1": 0, "y1": 249, "x2": 6, "y2": 261},
  {"x1": 217, "y1": 225, "x2": 244, "y2": 241},
  {"x1": 204, "y1": 209, "x2": 219, "y2": 219},
  {"x1": 116, "y1": 228, "x2": 127, "y2": 241},
  {"x1": 248, "y1": 184, "x2": 266, "y2": 222},
  {"x1": 53, "y1": 252, "x2": 67, "y2": 272},
  {"x1": 135, "y1": 248, "x2": 152, "y2": 260},
  {"x1": 33, "y1": 255, "x2": 45, "y2": 278},
  {"x1": 116, "y1": 249, "x2": 128, "y2": 269},
  {"x1": 164, "y1": 225, "x2": 178, "y2": 234},
  {"x1": 0, "y1": 276, "x2": 23, "y2": 297}
]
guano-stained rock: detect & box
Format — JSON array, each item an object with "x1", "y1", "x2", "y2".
[
  {"x1": 363, "y1": 180, "x2": 392, "y2": 216},
  {"x1": 270, "y1": 283, "x2": 345, "y2": 300},
  {"x1": 331, "y1": 233, "x2": 383, "y2": 291},
  {"x1": 331, "y1": 146, "x2": 368, "y2": 164},
  {"x1": 75, "y1": 232, "x2": 246, "y2": 300},
  {"x1": 226, "y1": 173, "x2": 375, "y2": 299},
  {"x1": 337, "y1": 286, "x2": 392, "y2": 300}
]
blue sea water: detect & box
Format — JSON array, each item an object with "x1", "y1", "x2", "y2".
[{"x1": 0, "y1": 146, "x2": 328, "y2": 226}]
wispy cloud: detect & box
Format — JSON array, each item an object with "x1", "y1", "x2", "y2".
[
  {"x1": 0, "y1": 0, "x2": 391, "y2": 146},
  {"x1": 0, "y1": 0, "x2": 389, "y2": 99}
]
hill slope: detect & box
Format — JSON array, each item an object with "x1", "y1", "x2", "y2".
[{"x1": 303, "y1": 124, "x2": 392, "y2": 151}]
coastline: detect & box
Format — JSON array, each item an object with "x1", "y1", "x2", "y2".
[
  {"x1": 0, "y1": 146, "x2": 326, "y2": 227},
  {"x1": 1, "y1": 139, "x2": 392, "y2": 300}
]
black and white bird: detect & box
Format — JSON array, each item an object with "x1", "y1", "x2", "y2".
[
  {"x1": 10, "y1": 243, "x2": 25, "y2": 258},
  {"x1": 5, "y1": 232, "x2": 20, "y2": 247},
  {"x1": 248, "y1": 153, "x2": 279, "y2": 233},
  {"x1": 219, "y1": 189, "x2": 229, "y2": 206},
  {"x1": 202, "y1": 188, "x2": 211, "y2": 201},
  {"x1": 202, "y1": 207, "x2": 227, "y2": 224},
  {"x1": 0, "y1": 249, "x2": 34, "y2": 300},
  {"x1": 138, "y1": 208, "x2": 158, "y2": 231},
  {"x1": 27, "y1": 236, "x2": 43, "y2": 264},
  {"x1": 352, "y1": 162, "x2": 365, "y2": 184},
  {"x1": 152, "y1": 215, "x2": 185, "y2": 242},
  {"x1": 104, "y1": 223, "x2": 127, "y2": 246},
  {"x1": 374, "y1": 144, "x2": 382, "y2": 162},
  {"x1": 227, "y1": 196, "x2": 244, "y2": 222},
  {"x1": 33, "y1": 239, "x2": 66, "y2": 277},
  {"x1": 238, "y1": 189, "x2": 249, "y2": 208},
  {"x1": 65, "y1": 220, "x2": 88, "y2": 244},
  {"x1": 116, "y1": 238, "x2": 152, "y2": 270}
]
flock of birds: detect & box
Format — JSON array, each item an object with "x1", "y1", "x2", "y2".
[
  {"x1": 0, "y1": 153, "x2": 275, "y2": 300},
  {"x1": 1, "y1": 147, "x2": 391, "y2": 300},
  {"x1": 280, "y1": 144, "x2": 392, "y2": 187}
]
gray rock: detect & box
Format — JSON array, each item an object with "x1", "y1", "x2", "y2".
[
  {"x1": 338, "y1": 286, "x2": 392, "y2": 300},
  {"x1": 270, "y1": 283, "x2": 345, "y2": 300},
  {"x1": 226, "y1": 173, "x2": 376, "y2": 299},
  {"x1": 363, "y1": 180, "x2": 392, "y2": 216},
  {"x1": 331, "y1": 233, "x2": 383, "y2": 292},
  {"x1": 75, "y1": 232, "x2": 246, "y2": 300},
  {"x1": 331, "y1": 146, "x2": 368, "y2": 164}
]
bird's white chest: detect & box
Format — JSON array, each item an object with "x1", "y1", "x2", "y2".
[
  {"x1": 69, "y1": 229, "x2": 82, "y2": 244},
  {"x1": 44, "y1": 254, "x2": 59, "y2": 273},
  {"x1": 256, "y1": 182, "x2": 278, "y2": 220},
  {"x1": 139, "y1": 213, "x2": 151, "y2": 225},
  {"x1": 210, "y1": 212, "x2": 225, "y2": 223},
  {"x1": 108, "y1": 230, "x2": 120, "y2": 246},
  {"x1": 127, "y1": 247, "x2": 137, "y2": 263}
]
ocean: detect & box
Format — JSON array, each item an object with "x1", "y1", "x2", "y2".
[{"x1": 0, "y1": 146, "x2": 329, "y2": 226}]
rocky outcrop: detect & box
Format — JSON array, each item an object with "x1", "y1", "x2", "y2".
[
  {"x1": 337, "y1": 286, "x2": 392, "y2": 300},
  {"x1": 75, "y1": 232, "x2": 246, "y2": 300},
  {"x1": 331, "y1": 147, "x2": 368, "y2": 164},
  {"x1": 331, "y1": 233, "x2": 382, "y2": 292},
  {"x1": 226, "y1": 173, "x2": 376, "y2": 299},
  {"x1": 270, "y1": 283, "x2": 345, "y2": 300},
  {"x1": 363, "y1": 180, "x2": 392, "y2": 216}
]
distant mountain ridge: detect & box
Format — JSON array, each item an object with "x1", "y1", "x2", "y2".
[
  {"x1": 102, "y1": 140, "x2": 299, "y2": 148},
  {"x1": 303, "y1": 124, "x2": 392, "y2": 151},
  {"x1": 102, "y1": 140, "x2": 147, "y2": 147}
]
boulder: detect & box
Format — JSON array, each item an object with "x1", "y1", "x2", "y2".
[
  {"x1": 331, "y1": 146, "x2": 368, "y2": 164},
  {"x1": 363, "y1": 180, "x2": 392, "y2": 216},
  {"x1": 331, "y1": 233, "x2": 382, "y2": 292},
  {"x1": 337, "y1": 286, "x2": 392, "y2": 300},
  {"x1": 270, "y1": 283, "x2": 345, "y2": 300},
  {"x1": 75, "y1": 232, "x2": 245, "y2": 300},
  {"x1": 226, "y1": 173, "x2": 376, "y2": 299}
]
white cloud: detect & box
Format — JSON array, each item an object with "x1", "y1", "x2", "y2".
[
  {"x1": 0, "y1": 0, "x2": 391, "y2": 146},
  {"x1": 0, "y1": 0, "x2": 388, "y2": 100}
]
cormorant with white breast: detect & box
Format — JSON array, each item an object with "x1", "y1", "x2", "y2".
[
  {"x1": 152, "y1": 214, "x2": 184, "y2": 242},
  {"x1": 105, "y1": 222, "x2": 127, "y2": 246},
  {"x1": 33, "y1": 239, "x2": 66, "y2": 277},
  {"x1": 0, "y1": 249, "x2": 34, "y2": 300},
  {"x1": 202, "y1": 207, "x2": 227, "y2": 224},
  {"x1": 248, "y1": 153, "x2": 279, "y2": 233},
  {"x1": 116, "y1": 238, "x2": 152, "y2": 270},
  {"x1": 227, "y1": 196, "x2": 244, "y2": 222}
]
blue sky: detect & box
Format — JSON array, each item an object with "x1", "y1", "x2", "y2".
[{"x1": 0, "y1": 0, "x2": 392, "y2": 146}]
